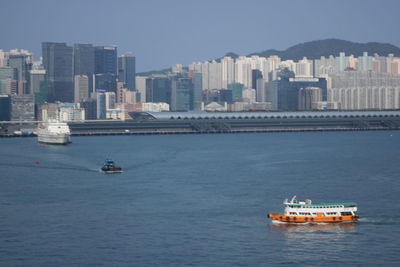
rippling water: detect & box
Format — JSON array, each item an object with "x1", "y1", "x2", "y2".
[{"x1": 1, "y1": 131, "x2": 400, "y2": 266}]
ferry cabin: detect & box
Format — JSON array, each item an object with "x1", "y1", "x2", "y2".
[{"x1": 284, "y1": 202, "x2": 357, "y2": 217}]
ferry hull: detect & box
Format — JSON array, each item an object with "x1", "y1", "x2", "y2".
[
  {"x1": 38, "y1": 134, "x2": 71, "y2": 145},
  {"x1": 102, "y1": 170, "x2": 123, "y2": 174},
  {"x1": 267, "y1": 213, "x2": 359, "y2": 223}
]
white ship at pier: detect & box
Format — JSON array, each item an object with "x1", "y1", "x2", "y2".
[{"x1": 37, "y1": 120, "x2": 71, "y2": 145}]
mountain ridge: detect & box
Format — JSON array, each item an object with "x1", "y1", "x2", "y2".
[{"x1": 247, "y1": 39, "x2": 400, "y2": 60}]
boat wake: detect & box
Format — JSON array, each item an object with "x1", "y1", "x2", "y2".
[
  {"x1": 272, "y1": 220, "x2": 336, "y2": 226},
  {"x1": 0, "y1": 162, "x2": 99, "y2": 173},
  {"x1": 359, "y1": 217, "x2": 400, "y2": 225}
]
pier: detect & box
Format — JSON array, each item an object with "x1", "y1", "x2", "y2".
[{"x1": 1, "y1": 110, "x2": 400, "y2": 137}]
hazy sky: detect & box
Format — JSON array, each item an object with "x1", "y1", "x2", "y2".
[{"x1": 2, "y1": 0, "x2": 400, "y2": 72}]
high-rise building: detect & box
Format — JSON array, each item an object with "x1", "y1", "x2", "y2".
[
  {"x1": 0, "y1": 50, "x2": 7, "y2": 67},
  {"x1": 30, "y1": 69, "x2": 48, "y2": 104},
  {"x1": 42, "y1": 42, "x2": 73, "y2": 102},
  {"x1": 104, "y1": 91, "x2": 116, "y2": 110},
  {"x1": 358, "y1": 52, "x2": 373, "y2": 72},
  {"x1": 117, "y1": 88, "x2": 140, "y2": 104},
  {"x1": 235, "y1": 57, "x2": 252, "y2": 89},
  {"x1": 294, "y1": 57, "x2": 313, "y2": 77},
  {"x1": 256, "y1": 77, "x2": 267, "y2": 102},
  {"x1": 267, "y1": 69, "x2": 327, "y2": 110},
  {"x1": 80, "y1": 99, "x2": 97, "y2": 120},
  {"x1": 221, "y1": 56, "x2": 235, "y2": 89},
  {"x1": 30, "y1": 69, "x2": 46, "y2": 94},
  {"x1": 251, "y1": 69, "x2": 262, "y2": 90},
  {"x1": 96, "y1": 91, "x2": 106, "y2": 119},
  {"x1": 242, "y1": 88, "x2": 256, "y2": 103},
  {"x1": 192, "y1": 72, "x2": 202, "y2": 110},
  {"x1": 94, "y1": 73, "x2": 117, "y2": 92},
  {"x1": 298, "y1": 87, "x2": 322, "y2": 110},
  {"x1": 336, "y1": 52, "x2": 349, "y2": 72},
  {"x1": 118, "y1": 54, "x2": 136, "y2": 91},
  {"x1": 314, "y1": 56, "x2": 336, "y2": 77},
  {"x1": 74, "y1": 75, "x2": 89, "y2": 102},
  {"x1": 95, "y1": 46, "x2": 117, "y2": 75},
  {"x1": 171, "y1": 76, "x2": 192, "y2": 111},
  {"x1": 94, "y1": 46, "x2": 117, "y2": 92},
  {"x1": 0, "y1": 67, "x2": 17, "y2": 95},
  {"x1": 74, "y1": 44, "x2": 94, "y2": 93},
  {"x1": 135, "y1": 76, "x2": 147, "y2": 102},
  {"x1": 172, "y1": 64, "x2": 183, "y2": 73},
  {"x1": 145, "y1": 76, "x2": 171, "y2": 103},
  {"x1": 329, "y1": 71, "x2": 400, "y2": 109},
  {"x1": 0, "y1": 95, "x2": 11, "y2": 121},
  {"x1": 8, "y1": 53, "x2": 32, "y2": 95},
  {"x1": 228, "y1": 83, "x2": 244, "y2": 102},
  {"x1": 10, "y1": 94, "x2": 35, "y2": 121},
  {"x1": 208, "y1": 60, "x2": 222, "y2": 90},
  {"x1": 219, "y1": 89, "x2": 233, "y2": 104}
]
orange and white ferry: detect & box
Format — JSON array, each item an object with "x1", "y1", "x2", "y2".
[{"x1": 267, "y1": 196, "x2": 359, "y2": 223}]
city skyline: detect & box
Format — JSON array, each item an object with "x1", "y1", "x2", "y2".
[{"x1": 2, "y1": 0, "x2": 400, "y2": 72}]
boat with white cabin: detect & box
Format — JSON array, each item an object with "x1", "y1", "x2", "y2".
[
  {"x1": 267, "y1": 196, "x2": 359, "y2": 223},
  {"x1": 37, "y1": 120, "x2": 71, "y2": 145}
]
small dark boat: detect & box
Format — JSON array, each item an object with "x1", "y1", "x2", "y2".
[{"x1": 101, "y1": 159, "x2": 122, "y2": 173}]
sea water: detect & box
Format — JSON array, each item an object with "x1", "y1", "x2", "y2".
[{"x1": 1, "y1": 131, "x2": 399, "y2": 266}]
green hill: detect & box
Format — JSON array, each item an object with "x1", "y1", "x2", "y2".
[{"x1": 248, "y1": 39, "x2": 400, "y2": 60}]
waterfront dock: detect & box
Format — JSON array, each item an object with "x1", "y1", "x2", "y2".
[{"x1": 2, "y1": 110, "x2": 400, "y2": 137}]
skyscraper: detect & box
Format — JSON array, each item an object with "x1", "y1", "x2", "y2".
[
  {"x1": 192, "y1": 72, "x2": 202, "y2": 110},
  {"x1": 358, "y1": 52, "x2": 373, "y2": 72},
  {"x1": 96, "y1": 91, "x2": 106, "y2": 119},
  {"x1": 74, "y1": 44, "x2": 94, "y2": 93},
  {"x1": 171, "y1": 75, "x2": 192, "y2": 111},
  {"x1": 251, "y1": 69, "x2": 262, "y2": 90},
  {"x1": 145, "y1": 76, "x2": 171, "y2": 103},
  {"x1": 95, "y1": 46, "x2": 117, "y2": 75},
  {"x1": 118, "y1": 54, "x2": 136, "y2": 91},
  {"x1": 42, "y1": 42, "x2": 73, "y2": 102},
  {"x1": 298, "y1": 87, "x2": 322, "y2": 110},
  {"x1": 135, "y1": 76, "x2": 147, "y2": 102},
  {"x1": 8, "y1": 53, "x2": 32, "y2": 95},
  {"x1": 74, "y1": 75, "x2": 89, "y2": 103},
  {"x1": 267, "y1": 69, "x2": 327, "y2": 110},
  {"x1": 0, "y1": 67, "x2": 17, "y2": 95},
  {"x1": 94, "y1": 46, "x2": 117, "y2": 92},
  {"x1": 94, "y1": 73, "x2": 117, "y2": 92},
  {"x1": 228, "y1": 83, "x2": 244, "y2": 102},
  {"x1": 30, "y1": 69, "x2": 48, "y2": 104}
]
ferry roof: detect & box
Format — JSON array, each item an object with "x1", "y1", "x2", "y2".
[{"x1": 289, "y1": 202, "x2": 357, "y2": 207}]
